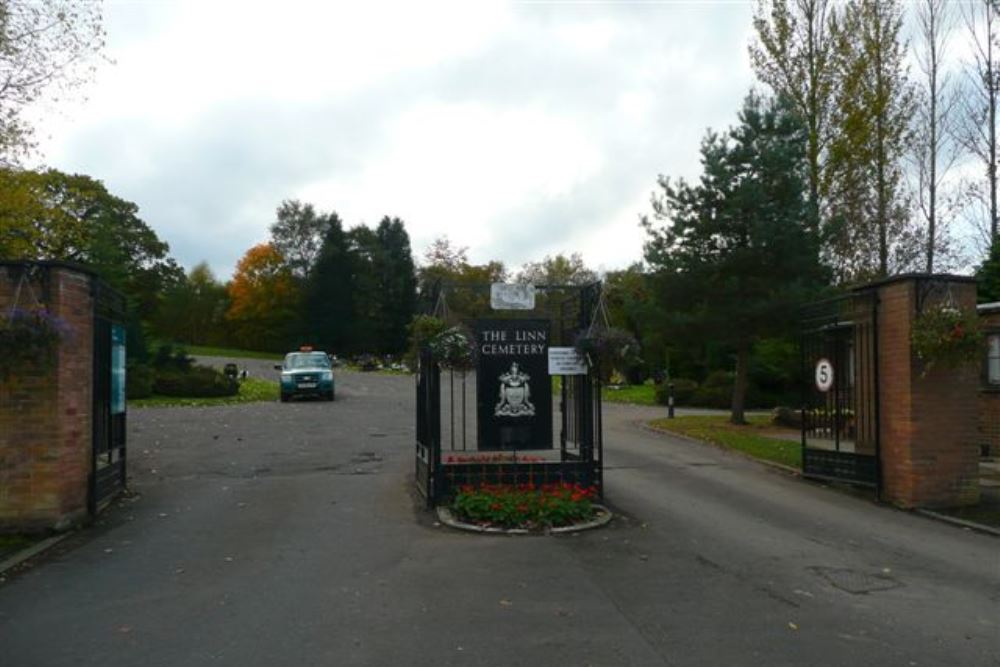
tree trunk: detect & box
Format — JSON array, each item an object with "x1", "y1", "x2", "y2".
[{"x1": 730, "y1": 340, "x2": 750, "y2": 426}]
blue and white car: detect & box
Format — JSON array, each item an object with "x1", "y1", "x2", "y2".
[{"x1": 276, "y1": 350, "x2": 335, "y2": 402}]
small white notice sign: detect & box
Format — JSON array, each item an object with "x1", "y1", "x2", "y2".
[
  {"x1": 491, "y1": 283, "x2": 536, "y2": 310},
  {"x1": 815, "y1": 358, "x2": 834, "y2": 393},
  {"x1": 548, "y1": 347, "x2": 588, "y2": 375}
]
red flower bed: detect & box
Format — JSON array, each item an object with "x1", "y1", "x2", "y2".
[{"x1": 450, "y1": 482, "x2": 599, "y2": 529}]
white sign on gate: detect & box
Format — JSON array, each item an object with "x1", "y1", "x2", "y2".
[
  {"x1": 548, "y1": 347, "x2": 588, "y2": 375},
  {"x1": 815, "y1": 358, "x2": 834, "y2": 393},
  {"x1": 490, "y1": 283, "x2": 536, "y2": 310}
]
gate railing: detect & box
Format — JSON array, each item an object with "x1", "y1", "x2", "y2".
[
  {"x1": 89, "y1": 280, "x2": 127, "y2": 514},
  {"x1": 800, "y1": 290, "x2": 880, "y2": 491}
]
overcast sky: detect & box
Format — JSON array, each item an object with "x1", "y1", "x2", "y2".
[{"x1": 30, "y1": 1, "x2": 757, "y2": 280}]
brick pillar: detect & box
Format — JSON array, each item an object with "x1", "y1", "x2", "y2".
[
  {"x1": 0, "y1": 263, "x2": 94, "y2": 532},
  {"x1": 875, "y1": 275, "x2": 980, "y2": 509}
]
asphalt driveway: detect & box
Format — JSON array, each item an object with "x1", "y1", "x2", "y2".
[{"x1": 0, "y1": 366, "x2": 997, "y2": 666}]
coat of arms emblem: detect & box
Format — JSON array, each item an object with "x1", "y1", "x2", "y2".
[{"x1": 495, "y1": 362, "x2": 535, "y2": 417}]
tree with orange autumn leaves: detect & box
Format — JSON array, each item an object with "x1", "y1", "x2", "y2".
[{"x1": 226, "y1": 243, "x2": 300, "y2": 350}]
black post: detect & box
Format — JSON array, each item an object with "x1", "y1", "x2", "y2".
[{"x1": 668, "y1": 382, "x2": 675, "y2": 419}]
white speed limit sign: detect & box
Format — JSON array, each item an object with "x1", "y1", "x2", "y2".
[{"x1": 815, "y1": 358, "x2": 834, "y2": 393}]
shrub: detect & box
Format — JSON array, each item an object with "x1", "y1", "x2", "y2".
[
  {"x1": 152, "y1": 344, "x2": 194, "y2": 371},
  {"x1": 451, "y1": 482, "x2": 598, "y2": 529},
  {"x1": 153, "y1": 365, "x2": 238, "y2": 397},
  {"x1": 126, "y1": 362, "x2": 155, "y2": 399},
  {"x1": 654, "y1": 378, "x2": 699, "y2": 405},
  {"x1": 771, "y1": 406, "x2": 802, "y2": 429},
  {"x1": 692, "y1": 370, "x2": 735, "y2": 409}
]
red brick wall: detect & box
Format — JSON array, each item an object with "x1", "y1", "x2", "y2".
[
  {"x1": 0, "y1": 264, "x2": 94, "y2": 532},
  {"x1": 980, "y1": 309, "x2": 1000, "y2": 457},
  {"x1": 877, "y1": 277, "x2": 980, "y2": 509}
]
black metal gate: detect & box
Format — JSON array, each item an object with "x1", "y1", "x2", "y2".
[
  {"x1": 800, "y1": 290, "x2": 880, "y2": 491},
  {"x1": 89, "y1": 280, "x2": 127, "y2": 514}
]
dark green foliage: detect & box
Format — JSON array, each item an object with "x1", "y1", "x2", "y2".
[
  {"x1": 643, "y1": 92, "x2": 829, "y2": 422},
  {"x1": 153, "y1": 365, "x2": 238, "y2": 398},
  {"x1": 375, "y1": 217, "x2": 418, "y2": 354},
  {"x1": 405, "y1": 314, "x2": 448, "y2": 368},
  {"x1": 748, "y1": 338, "x2": 801, "y2": 407},
  {"x1": 302, "y1": 215, "x2": 417, "y2": 356},
  {"x1": 692, "y1": 371, "x2": 738, "y2": 409},
  {"x1": 154, "y1": 263, "x2": 230, "y2": 348},
  {"x1": 0, "y1": 169, "x2": 183, "y2": 347},
  {"x1": 126, "y1": 362, "x2": 154, "y2": 399},
  {"x1": 450, "y1": 482, "x2": 598, "y2": 529},
  {"x1": 654, "y1": 378, "x2": 699, "y2": 406},
  {"x1": 302, "y1": 217, "x2": 354, "y2": 352},
  {"x1": 152, "y1": 344, "x2": 193, "y2": 372},
  {"x1": 978, "y1": 243, "x2": 1000, "y2": 303}
]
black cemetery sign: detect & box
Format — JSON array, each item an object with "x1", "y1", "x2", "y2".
[{"x1": 475, "y1": 319, "x2": 552, "y2": 451}]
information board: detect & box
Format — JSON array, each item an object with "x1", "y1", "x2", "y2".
[
  {"x1": 111, "y1": 324, "x2": 126, "y2": 414},
  {"x1": 547, "y1": 347, "x2": 588, "y2": 375}
]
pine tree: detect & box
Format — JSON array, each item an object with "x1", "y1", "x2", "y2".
[
  {"x1": 643, "y1": 93, "x2": 828, "y2": 423},
  {"x1": 303, "y1": 220, "x2": 355, "y2": 353},
  {"x1": 375, "y1": 217, "x2": 417, "y2": 354}
]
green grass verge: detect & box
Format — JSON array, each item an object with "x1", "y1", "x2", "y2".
[
  {"x1": 130, "y1": 377, "x2": 279, "y2": 408},
  {"x1": 0, "y1": 534, "x2": 32, "y2": 554},
  {"x1": 182, "y1": 345, "x2": 284, "y2": 361},
  {"x1": 602, "y1": 383, "x2": 657, "y2": 406},
  {"x1": 649, "y1": 414, "x2": 801, "y2": 469}
]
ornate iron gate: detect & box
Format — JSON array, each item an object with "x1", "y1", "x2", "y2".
[
  {"x1": 89, "y1": 280, "x2": 127, "y2": 514},
  {"x1": 800, "y1": 290, "x2": 880, "y2": 491}
]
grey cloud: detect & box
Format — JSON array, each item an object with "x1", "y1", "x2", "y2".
[{"x1": 54, "y1": 3, "x2": 755, "y2": 278}]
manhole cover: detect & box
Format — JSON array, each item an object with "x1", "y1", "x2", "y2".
[{"x1": 808, "y1": 566, "x2": 902, "y2": 595}]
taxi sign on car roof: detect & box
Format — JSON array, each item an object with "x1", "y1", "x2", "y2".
[{"x1": 299, "y1": 345, "x2": 313, "y2": 352}]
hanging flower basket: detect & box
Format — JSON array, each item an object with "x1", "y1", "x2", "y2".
[
  {"x1": 574, "y1": 327, "x2": 639, "y2": 368},
  {"x1": 428, "y1": 325, "x2": 476, "y2": 370},
  {"x1": 911, "y1": 305, "x2": 982, "y2": 374},
  {"x1": 0, "y1": 307, "x2": 70, "y2": 378}
]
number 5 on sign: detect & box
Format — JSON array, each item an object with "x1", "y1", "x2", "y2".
[{"x1": 815, "y1": 358, "x2": 834, "y2": 393}]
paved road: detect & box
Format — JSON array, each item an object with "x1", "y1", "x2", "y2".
[{"x1": 0, "y1": 368, "x2": 997, "y2": 666}]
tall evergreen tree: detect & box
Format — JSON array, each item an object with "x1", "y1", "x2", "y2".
[
  {"x1": 643, "y1": 93, "x2": 828, "y2": 423},
  {"x1": 303, "y1": 219, "x2": 355, "y2": 352},
  {"x1": 375, "y1": 217, "x2": 417, "y2": 354}
]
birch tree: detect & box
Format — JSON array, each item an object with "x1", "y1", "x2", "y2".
[
  {"x1": 912, "y1": 0, "x2": 961, "y2": 273},
  {"x1": 0, "y1": 0, "x2": 107, "y2": 164},
  {"x1": 956, "y1": 0, "x2": 1000, "y2": 252}
]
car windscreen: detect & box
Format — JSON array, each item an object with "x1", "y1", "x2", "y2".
[{"x1": 284, "y1": 353, "x2": 331, "y2": 370}]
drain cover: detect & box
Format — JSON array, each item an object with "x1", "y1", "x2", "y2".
[{"x1": 809, "y1": 566, "x2": 902, "y2": 594}]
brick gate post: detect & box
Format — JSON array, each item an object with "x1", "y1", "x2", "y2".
[
  {"x1": 873, "y1": 275, "x2": 980, "y2": 509},
  {"x1": 0, "y1": 262, "x2": 95, "y2": 532}
]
